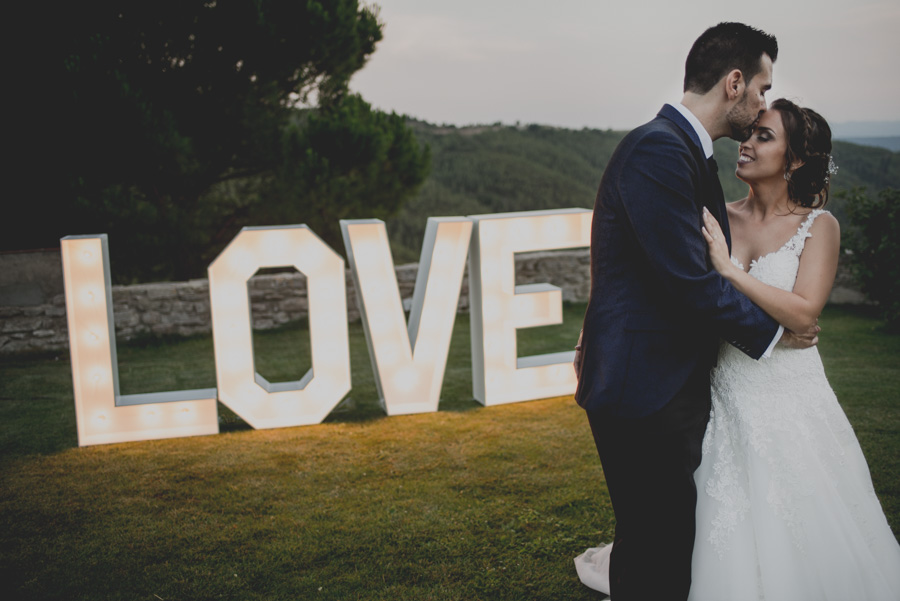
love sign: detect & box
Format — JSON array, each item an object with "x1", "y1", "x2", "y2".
[{"x1": 61, "y1": 208, "x2": 591, "y2": 446}]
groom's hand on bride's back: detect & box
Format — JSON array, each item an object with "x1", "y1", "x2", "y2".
[{"x1": 781, "y1": 319, "x2": 821, "y2": 349}]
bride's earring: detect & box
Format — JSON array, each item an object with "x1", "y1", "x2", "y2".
[{"x1": 784, "y1": 170, "x2": 792, "y2": 182}]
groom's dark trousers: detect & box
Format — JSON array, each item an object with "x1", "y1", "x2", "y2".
[
  {"x1": 587, "y1": 364, "x2": 710, "y2": 600},
  {"x1": 575, "y1": 105, "x2": 779, "y2": 601}
]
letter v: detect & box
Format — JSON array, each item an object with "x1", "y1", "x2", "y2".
[{"x1": 341, "y1": 217, "x2": 472, "y2": 415}]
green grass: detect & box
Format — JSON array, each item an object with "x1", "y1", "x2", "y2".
[{"x1": 1, "y1": 304, "x2": 897, "y2": 600}]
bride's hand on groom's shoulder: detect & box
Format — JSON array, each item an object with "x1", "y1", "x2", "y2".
[{"x1": 781, "y1": 319, "x2": 821, "y2": 349}]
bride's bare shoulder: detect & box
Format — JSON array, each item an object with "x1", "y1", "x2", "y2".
[
  {"x1": 808, "y1": 210, "x2": 840, "y2": 243},
  {"x1": 812, "y1": 210, "x2": 839, "y2": 229}
]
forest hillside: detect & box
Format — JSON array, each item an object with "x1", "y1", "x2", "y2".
[{"x1": 386, "y1": 120, "x2": 900, "y2": 263}]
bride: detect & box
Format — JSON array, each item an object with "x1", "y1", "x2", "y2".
[{"x1": 575, "y1": 99, "x2": 900, "y2": 600}]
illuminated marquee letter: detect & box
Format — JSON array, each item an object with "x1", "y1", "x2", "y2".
[
  {"x1": 61, "y1": 235, "x2": 219, "y2": 446},
  {"x1": 341, "y1": 217, "x2": 472, "y2": 415},
  {"x1": 208, "y1": 225, "x2": 351, "y2": 429},
  {"x1": 467, "y1": 208, "x2": 592, "y2": 406}
]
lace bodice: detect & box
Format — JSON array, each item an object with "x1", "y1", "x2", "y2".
[{"x1": 729, "y1": 209, "x2": 827, "y2": 292}]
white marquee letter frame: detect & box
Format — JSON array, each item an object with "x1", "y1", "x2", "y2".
[
  {"x1": 467, "y1": 208, "x2": 592, "y2": 406},
  {"x1": 341, "y1": 217, "x2": 472, "y2": 415},
  {"x1": 61, "y1": 235, "x2": 219, "y2": 446},
  {"x1": 207, "y1": 225, "x2": 351, "y2": 430}
]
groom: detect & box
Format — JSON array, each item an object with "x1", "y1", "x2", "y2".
[{"x1": 574, "y1": 23, "x2": 816, "y2": 601}]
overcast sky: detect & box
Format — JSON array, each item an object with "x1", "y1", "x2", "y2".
[{"x1": 349, "y1": 0, "x2": 900, "y2": 132}]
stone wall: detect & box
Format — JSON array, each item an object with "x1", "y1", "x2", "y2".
[
  {"x1": 0, "y1": 250, "x2": 589, "y2": 355},
  {"x1": 0, "y1": 248, "x2": 866, "y2": 355}
]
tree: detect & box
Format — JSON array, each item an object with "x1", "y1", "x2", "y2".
[
  {"x1": 843, "y1": 187, "x2": 900, "y2": 331},
  {"x1": 6, "y1": 1, "x2": 429, "y2": 282}
]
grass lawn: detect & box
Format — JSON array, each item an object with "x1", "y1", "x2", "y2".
[{"x1": 1, "y1": 303, "x2": 897, "y2": 600}]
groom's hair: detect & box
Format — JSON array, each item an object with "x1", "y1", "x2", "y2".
[{"x1": 684, "y1": 22, "x2": 778, "y2": 94}]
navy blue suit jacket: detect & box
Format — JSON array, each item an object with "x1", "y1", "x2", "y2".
[{"x1": 575, "y1": 105, "x2": 779, "y2": 417}]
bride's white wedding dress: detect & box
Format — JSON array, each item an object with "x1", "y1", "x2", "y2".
[{"x1": 575, "y1": 210, "x2": 900, "y2": 600}]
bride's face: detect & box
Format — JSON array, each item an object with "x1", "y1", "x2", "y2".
[{"x1": 735, "y1": 109, "x2": 789, "y2": 186}]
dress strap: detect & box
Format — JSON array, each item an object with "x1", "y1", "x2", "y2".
[{"x1": 784, "y1": 209, "x2": 829, "y2": 257}]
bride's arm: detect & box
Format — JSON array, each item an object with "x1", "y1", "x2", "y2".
[{"x1": 702, "y1": 208, "x2": 840, "y2": 335}]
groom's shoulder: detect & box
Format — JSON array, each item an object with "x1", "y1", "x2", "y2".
[
  {"x1": 616, "y1": 114, "x2": 693, "y2": 162},
  {"x1": 631, "y1": 110, "x2": 691, "y2": 145}
]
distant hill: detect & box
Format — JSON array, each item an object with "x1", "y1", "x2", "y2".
[
  {"x1": 836, "y1": 137, "x2": 900, "y2": 152},
  {"x1": 830, "y1": 121, "x2": 900, "y2": 138},
  {"x1": 386, "y1": 120, "x2": 899, "y2": 262},
  {"x1": 830, "y1": 121, "x2": 900, "y2": 151}
]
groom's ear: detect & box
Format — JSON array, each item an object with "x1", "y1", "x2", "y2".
[{"x1": 724, "y1": 69, "x2": 745, "y2": 100}]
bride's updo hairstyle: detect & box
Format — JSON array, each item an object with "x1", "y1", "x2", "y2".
[{"x1": 771, "y1": 98, "x2": 834, "y2": 209}]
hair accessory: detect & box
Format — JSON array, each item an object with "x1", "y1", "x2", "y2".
[{"x1": 824, "y1": 154, "x2": 838, "y2": 184}]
